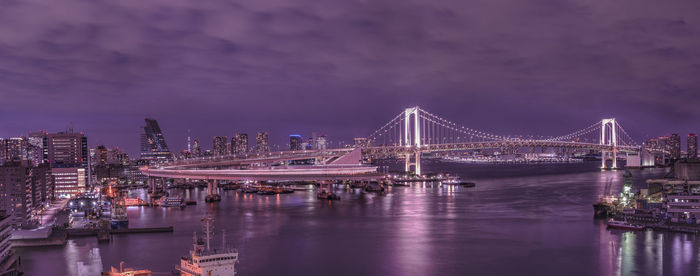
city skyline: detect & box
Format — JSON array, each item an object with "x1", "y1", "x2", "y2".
[{"x1": 1, "y1": 1, "x2": 700, "y2": 155}]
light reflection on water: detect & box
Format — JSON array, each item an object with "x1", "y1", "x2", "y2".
[{"x1": 15, "y1": 161, "x2": 700, "y2": 275}]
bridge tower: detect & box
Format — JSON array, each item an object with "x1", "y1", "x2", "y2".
[
  {"x1": 600, "y1": 118, "x2": 618, "y2": 169},
  {"x1": 403, "y1": 107, "x2": 422, "y2": 175}
]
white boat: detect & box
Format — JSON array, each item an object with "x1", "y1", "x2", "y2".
[
  {"x1": 607, "y1": 219, "x2": 645, "y2": 231},
  {"x1": 158, "y1": 196, "x2": 185, "y2": 207},
  {"x1": 176, "y1": 217, "x2": 238, "y2": 276}
]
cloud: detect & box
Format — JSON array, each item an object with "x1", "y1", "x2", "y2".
[{"x1": 0, "y1": 0, "x2": 699, "y2": 153}]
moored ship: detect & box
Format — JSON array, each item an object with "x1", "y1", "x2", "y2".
[
  {"x1": 176, "y1": 217, "x2": 239, "y2": 276},
  {"x1": 607, "y1": 219, "x2": 645, "y2": 231}
]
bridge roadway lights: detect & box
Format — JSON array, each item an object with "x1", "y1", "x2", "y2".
[{"x1": 205, "y1": 180, "x2": 221, "y2": 202}]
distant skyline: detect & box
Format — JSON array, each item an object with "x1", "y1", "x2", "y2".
[{"x1": 1, "y1": 0, "x2": 699, "y2": 155}]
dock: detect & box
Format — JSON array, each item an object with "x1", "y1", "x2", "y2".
[{"x1": 11, "y1": 226, "x2": 174, "y2": 247}]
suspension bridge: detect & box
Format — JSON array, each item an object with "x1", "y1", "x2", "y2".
[
  {"x1": 362, "y1": 107, "x2": 640, "y2": 174},
  {"x1": 141, "y1": 106, "x2": 641, "y2": 197}
]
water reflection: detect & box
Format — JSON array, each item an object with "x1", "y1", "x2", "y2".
[{"x1": 17, "y1": 162, "x2": 700, "y2": 275}]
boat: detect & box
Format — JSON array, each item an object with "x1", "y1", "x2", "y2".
[
  {"x1": 176, "y1": 217, "x2": 239, "y2": 276},
  {"x1": 242, "y1": 187, "x2": 258, "y2": 193},
  {"x1": 257, "y1": 189, "x2": 276, "y2": 195},
  {"x1": 102, "y1": 262, "x2": 152, "y2": 276},
  {"x1": 607, "y1": 219, "x2": 645, "y2": 231},
  {"x1": 110, "y1": 199, "x2": 129, "y2": 229},
  {"x1": 158, "y1": 196, "x2": 185, "y2": 207},
  {"x1": 205, "y1": 194, "x2": 222, "y2": 202},
  {"x1": 593, "y1": 202, "x2": 613, "y2": 218},
  {"x1": 459, "y1": 182, "x2": 476, "y2": 188}
]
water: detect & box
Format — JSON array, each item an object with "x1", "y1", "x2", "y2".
[{"x1": 16, "y1": 161, "x2": 700, "y2": 275}]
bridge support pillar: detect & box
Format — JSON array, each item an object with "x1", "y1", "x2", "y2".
[
  {"x1": 415, "y1": 151, "x2": 421, "y2": 175},
  {"x1": 404, "y1": 152, "x2": 422, "y2": 175},
  {"x1": 612, "y1": 150, "x2": 618, "y2": 169},
  {"x1": 205, "y1": 180, "x2": 221, "y2": 202},
  {"x1": 601, "y1": 151, "x2": 607, "y2": 169}
]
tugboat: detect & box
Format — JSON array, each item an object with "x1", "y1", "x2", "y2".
[
  {"x1": 607, "y1": 219, "x2": 645, "y2": 231},
  {"x1": 176, "y1": 217, "x2": 239, "y2": 276}
]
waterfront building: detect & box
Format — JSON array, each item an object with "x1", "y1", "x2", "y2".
[
  {"x1": 212, "y1": 136, "x2": 228, "y2": 156},
  {"x1": 290, "y1": 135, "x2": 303, "y2": 151},
  {"x1": 231, "y1": 133, "x2": 248, "y2": 155},
  {"x1": 140, "y1": 118, "x2": 172, "y2": 162},
  {"x1": 0, "y1": 161, "x2": 33, "y2": 228},
  {"x1": 315, "y1": 135, "x2": 327, "y2": 150},
  {"x1": 256, "y1": 132, "x2": 270, "y2": 153},
  {"x1": 669, "y1": 133, "x2": 681, "y2": 161},
  {"x1": 689, "y1": 133, "x2": 698, "y2": 159},
  {"x1": 52, "y1": 167, "x2": 86, "y2": 199},
  {"x1": 0, "y1": 214, "x2": 21, "y2": 275}
]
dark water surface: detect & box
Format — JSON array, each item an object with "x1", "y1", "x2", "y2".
[{"x1": 17, "y1": 161, "x2": 700, "y2": 275}]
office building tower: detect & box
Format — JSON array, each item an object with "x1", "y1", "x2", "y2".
[
  {"x1": 193, "y1": 139, "x2": 201, "y2": 157},
  {"x1": 315, "y1": 135, "x2": 327, "y2": 150},
  {"x1": 0, "y1": 161, "x2": 32, "y2": 227},
  {"x1": 256, "y1": 132, "x2": 270, "y2": 153},
  {"x1": 290, "y1": 135, "x2": 303, "y2": 151},
  {"x1": 0, "y1": 138, "x2": 4, "y2": 164},
  {"x1": 45, "y1": 132, "x2": 88, "y2": 168},
  {"x1": 140, "y1": 118, "x2": 172, "y2": 162},
  {"x1": 30, "y1": 164, "x2": 53, "y2": 206},
  {"x1": 3, "y1": 137, "x2": 27, "y2": 162},
  {"x1": 689, "y1": 133, "x2": 698, "y2": 159},
  {"x1": 669, "y1": 133, "x2": 681, "y2": 160},
  {"x1": 213, "y1": 136, "x2": 228, "y2": 156},
  {"x1": 231, "y1": 134, "x2": 248, "y2": 155},
  {"x1": 28, "y1": 131, "x2": 47, "y2": 166}
]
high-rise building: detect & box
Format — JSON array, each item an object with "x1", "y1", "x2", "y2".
[
  {"x1": 28, "y1": 131, "x2": 47, "y2": 167},
  {"x1": 231, "y1": 134, "x2": 248, "y2": 155},
  {"x1": 290, "y1": 135, "x2": 303, "y2": 151},
  {"x1": 46, "y1": 132, "x2": 88, "y2": 168},
  {"x1": 669, "y1": 133, "x2": 681, "y2": 160},
  {"x1": 0, "y1": 138, "x2": 4, "y2": 163},
  {"x1": 30, "y1": 164, "x2": 53, "y2": 207},
  {"x1": 213, "y1": 136, "x2": 228, "y2": 156},
  {"x1": 689, "y1": 133, "x2": 698, "y2": 159},
  {"x1": 193, "y1": 139, "x2": 202, "y2": 157},
  {"x1": 315, "y1": 135, "x2": 327, "y2": 150},
  {"x1": 140, "y1": 118, "x2": 172, "y2": 162},
  {"x1": 3, "y1": 137, "x2": 27, "y2": 162},
  {"x1": 256, "y1": 132, "x2": 270, "y2": 153},
  {"x1": 0, "y1": 161, "x2": 32, "y2": 227},
  {"x1": 52, "y1": 167, "x2": 86, "y2": 199}
]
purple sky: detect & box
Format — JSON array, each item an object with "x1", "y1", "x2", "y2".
[{"x1": 1, "y1": 0, "x2": 699, "y2": 155}]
